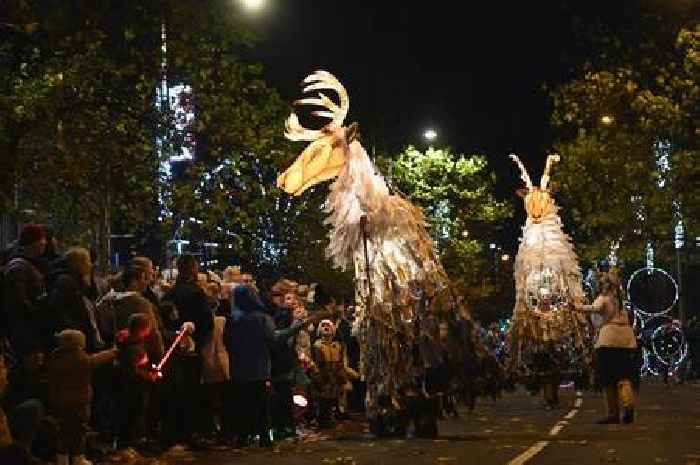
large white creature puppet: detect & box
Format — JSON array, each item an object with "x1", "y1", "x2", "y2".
[
  {"x1": 508, "y1": 154, "x2": 591, "y2": 377},
  {"x1": 277, "y1": 71, "x2": 449, "y2": 421}
]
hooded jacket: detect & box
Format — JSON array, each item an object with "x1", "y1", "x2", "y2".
[
  {"x1": 47, "y1": 329, "x2": 116, "y2": 409},
  {"x1": 226, "y1": 285, "x2": 276, "y2": 381},
  {"x1": 226, "y1": 286, "x2": 303, "y2": 381}
]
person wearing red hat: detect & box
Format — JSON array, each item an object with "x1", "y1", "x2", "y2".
[{"x1": 1, "y1": 224, "x2": 49, "y2": 361}]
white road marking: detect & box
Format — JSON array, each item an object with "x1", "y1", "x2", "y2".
[
  {"x1": 548, "y1": 421, "x2": 567, "y2": 436},
  {"x1": 505, "y1": 393, "x2": 584, "y2": 465},
  {"x1": 507, "y1": 441, "x2": 550, "y2": 465}
]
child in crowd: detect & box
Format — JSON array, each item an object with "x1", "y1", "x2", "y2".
[
  {"x1": 114, "y1": 314, "x2": 159, "y2": 457},
  {"x1": 200, "y1": 313, "x2": 230, "y2": 441},
  {"x1": 47, "y1": 330, "x2": 117, "y2": 465},
  {"x1": 312, "y1": 320, "x2": 358, "y2": 428}
]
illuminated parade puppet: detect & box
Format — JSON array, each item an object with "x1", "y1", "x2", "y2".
[
  {"x1": 277, "y1": 71, "x2": 470, "y2": 431},
  {"x1": 507, "y1": 154, "x2": 592, "y2": 395}
]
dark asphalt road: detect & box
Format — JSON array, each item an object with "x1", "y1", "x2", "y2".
[{"x1": 153, "y1": 381, "x2": 700, "y2": 465}]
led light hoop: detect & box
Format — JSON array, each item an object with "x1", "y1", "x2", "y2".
[
  {"x1": 651, "y1": 322, "x2": 688, "y2": 368},
  {"x1": 626, "y1": 267, "x2": 678, "y2": 316},
  {"x1": 631, "y1": 306, "x2": 646, "y2": 332}
]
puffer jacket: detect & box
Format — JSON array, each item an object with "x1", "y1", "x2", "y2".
[{"x1": 48, "y1": 345, "x2": 116, "y2": 409}]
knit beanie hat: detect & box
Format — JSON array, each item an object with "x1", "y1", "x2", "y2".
[
  {"x1": 55, "y1": 329, "x2": 86, "y2": 350},
  {"x1": 19, "y1": 224, "x2": 47, "y2": 246}
]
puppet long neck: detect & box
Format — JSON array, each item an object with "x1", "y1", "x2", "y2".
[{"x1": 324, "y1": 141, "x2": 389, "y2": 271}]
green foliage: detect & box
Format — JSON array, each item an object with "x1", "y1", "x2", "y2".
[
  {"x1": 550, "y1": 23, "x2": 699, "y2": 263},
  {"x1": 385, "y1": 146, "x2": 513, "y2": 313},
  {"x1": 0, "y1": 1, "x2": 163, "y2": 269}
]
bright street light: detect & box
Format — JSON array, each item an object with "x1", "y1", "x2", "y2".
[
  {"x1": 501, "y1": 254, "x2": 510, "y2": 262},
  {"x1": 600, "y1": 115, "x2": 615, "y2": 125},
  {"x1": 239, "y1": 0, "x2": 265, "y2": 12},
  {"x1": 423, "y1": 129, "x2": 437, "y2": 141}
]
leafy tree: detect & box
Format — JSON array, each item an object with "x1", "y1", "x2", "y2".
[
  {"x1": 550, "y1": 22, "x2": 698, "y2": 263},
  {"x1": 385, "y1": 146, "x2": 513, "y2": 318},
  {"x1": 0, "y1": 1, "x2": 162, "y2": 269},
  {"x1": 159, "y1": 1, "x2": 354, "y2": 295}
]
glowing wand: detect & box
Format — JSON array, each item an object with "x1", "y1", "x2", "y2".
[{"x1": 154, "y1": 325, "x2": 193, "y2": 375}]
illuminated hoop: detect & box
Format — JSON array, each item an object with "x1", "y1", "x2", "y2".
[
  {"x1": 651, "y1": 322, "x2": 688, "y2": 369},
  {"x1": 626, "y1": 267, "x2": 678, "y2": 317}
]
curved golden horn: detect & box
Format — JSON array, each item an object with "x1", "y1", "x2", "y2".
[{"x1": 284, "y1": 70, "x2": 349, "y2": 142}]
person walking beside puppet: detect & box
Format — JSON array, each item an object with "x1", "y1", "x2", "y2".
[{"x1": 574, "y1": 271, "x2": 637, "y2": 424}]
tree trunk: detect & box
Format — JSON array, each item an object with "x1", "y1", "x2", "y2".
[{"x1": 97, "y1": 167, "x2": 112, "y2": 273}]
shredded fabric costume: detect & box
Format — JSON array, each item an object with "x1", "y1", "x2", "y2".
[
  {"x1": 507, "y1": 154, "x2": 592, "y2": 381},
  {"x1": 277, "y1": 71, "x2": 455, "y2": 419}
]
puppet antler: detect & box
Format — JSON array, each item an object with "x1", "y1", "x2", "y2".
[
  {"x1": 540, "y1": 154, "x2": 560, "y2": 190},
  {"x1": 285, "y1": 70, "x2": 349, "y2": 142},
  {"x1": 509, "y1": 153, "x2": 533, "y2": 189}
]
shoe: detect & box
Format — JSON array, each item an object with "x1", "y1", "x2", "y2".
[
  {"x1": 622, "y1": 408, "x2": 634, "y2": 424},
  {"x1": 71, "y1": 455, "x2": 93, "y2": 465},
  {"x1": 596, "y1": 416, "x2": 620, "y2": 424},
  {"x1": 56, "y1": 454, "x2": 69, "y2": 465}
]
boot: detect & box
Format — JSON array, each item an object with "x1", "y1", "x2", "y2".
[
  {"x1": 71, "y1": 455, "x2": 93, "y2": 465},
  {"x1": 56, "y1": 454, "x2": 69, "y2": 465},
  {"x1": 618, "y1": 379, "x2": 635, "y2": 424},
  {"x1": 598, "y1": 385, "x2": 619, "y2": 424}
]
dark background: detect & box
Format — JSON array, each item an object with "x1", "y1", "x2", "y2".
[
  {"x1": 237, "y1": 0, "x2": 697, "y2": 251},
  {"x1": 243, "y1": 1, "x2": 689, "y2": 183}
]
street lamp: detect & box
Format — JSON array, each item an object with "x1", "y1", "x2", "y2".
[
  {"x1": 501, "y1": 254, "x2": 510, "y2": 262},
  {"x1": 423, "y1": 129, "x2": 437, "y2": 142},
  {"x1": 239, "y1": 0, "x2": 265, "y2": 11},
  {"x1": 600, "y1": 115, "x2": 614, "y2": 125}
]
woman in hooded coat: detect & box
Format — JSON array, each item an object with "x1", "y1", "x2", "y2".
[{"x1": 225, "y1": 285, "x2": 302, "y2": 447}]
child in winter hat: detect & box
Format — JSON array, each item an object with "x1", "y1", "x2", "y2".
[{"x1": 48, "y1": 329, "x2": 117, "y2": 465}]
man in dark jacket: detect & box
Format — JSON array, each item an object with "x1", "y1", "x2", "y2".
[
  {"x1": 161, "y1": 254, "x2": 212, "y2": 449},
  {"x1": 2, "y1": 224, "x2": 49, "y2": 361},
  {"x1": 49, "y1": 248, "x2": 103, "y2": 354},
  {"x1": 162, "y1": 255, "x2": 213, "y2": 351},
  {"x1": 226, "y1": 285, "x2": 301, "y2": 447},
  {"x1": 268, "y1": 293, "x2": 296, "y2": 439}
]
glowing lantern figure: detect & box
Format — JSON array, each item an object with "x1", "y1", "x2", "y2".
[{"x1": 508, "y1": 154, "x2": 591, "y2": 373}]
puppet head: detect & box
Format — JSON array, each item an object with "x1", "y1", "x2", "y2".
[
  {"x1": 510, "y1": 153, "x2": 560, "y2": 223},
  {"x1": 277, "y1": 71, "x2": 359, "y2": 196}
]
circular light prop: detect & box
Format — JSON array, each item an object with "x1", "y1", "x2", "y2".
[
  {"x1": 651, "y1": 322, "x2": 688, "y2": 369},
  {"x1": 626, "y1": 267, "x2": 678, "y2": 317}
]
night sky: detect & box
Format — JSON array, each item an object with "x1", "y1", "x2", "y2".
[
  {"x1": 246, "y1": 2, "x2": 630, "y2": 174},
  {"x1": 241, "y1": 1, "x2": 693, "y2": 248}
]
